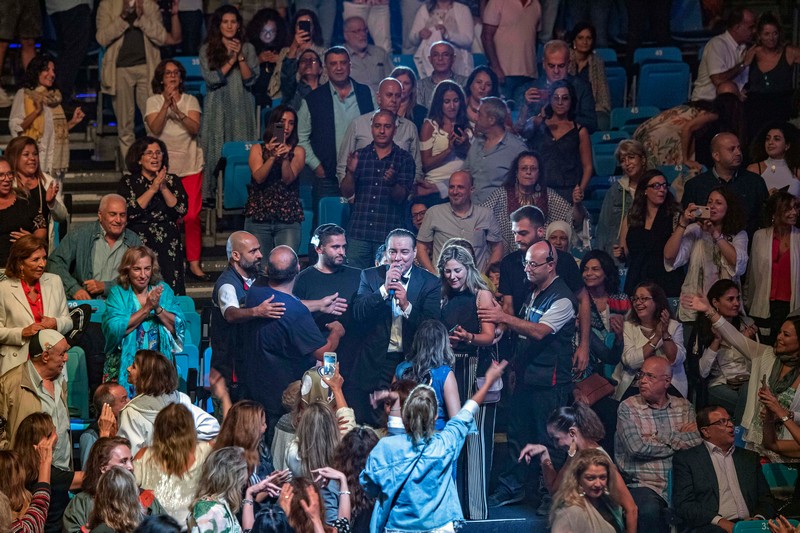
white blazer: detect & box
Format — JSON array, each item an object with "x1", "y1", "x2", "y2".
[
  {"x1": 747, "y1": 226, "x2": 800, "y2": 319},
  {"x1": 0, "y1": 273, "x2": 73, "y2": 375}
]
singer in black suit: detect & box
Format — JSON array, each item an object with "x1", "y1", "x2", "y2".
[
  {"x1": 673, "y1": 405, "x2": 776, "y2": 532},
  {"x1": 350, "y1": 228, "x2": 441, "y2": 424}
]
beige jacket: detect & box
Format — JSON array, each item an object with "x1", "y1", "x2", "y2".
[{"x1": 96, "y1": 0, "x2": 167, "y2": 96}]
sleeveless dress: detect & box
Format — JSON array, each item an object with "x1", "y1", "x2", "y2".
[
  {"x1": 532, "y1": 121, "x2": 584, "y2": 202},
  {"x1": 395, "y1": 361, "x2": 451, "y2": 431},
  {"x1": 746, "y1": 48, "x2": 794, "y2": 142}
]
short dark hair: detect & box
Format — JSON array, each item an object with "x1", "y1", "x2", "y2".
[
  {"x1": 92, "y1": 383, "x2": 122, "y2": 421},
  {"x1": 23, "y1": 54, "x2": 56, "y2": 90},
  {"x1": 696, "y1": 404, "x2": 728, "y2": 429},
  {"x1": 125, "y1": 136, "x2": 170, "y2": 176},
  {"x1": 152, "y1": 59, "x2": 186, "y2": 94},
  {"x1": 385, "y1": 228, "x2": 416, "y2": 248},
  {"x1": 464, "y1": 66, "x2": 499, "y2": 100},
  {"x1": 313, "y1": 224, "x2": 346, "y2": 247},
  {"x1": 510, "y1": 205, "x2": 546, "y2": 227},
  {"x1": 324, "y1": 46, "x2": 350, "y2": 63},
  {"x1": 726, "y1": 7, "x2": 751, "y2": 29},
  {"x1": 579, "y1": 250, "x2": 620, "y2": 294}
]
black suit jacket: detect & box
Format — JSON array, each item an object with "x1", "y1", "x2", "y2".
[
  {"x1": 351, "y1": 264, "x2": 441, "y2": 388},
  {"x1": 673, "y1": 443, "x2": 775, "y2": 529}
]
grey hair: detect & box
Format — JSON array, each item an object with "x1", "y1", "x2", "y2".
[
  {"x1": 193, "y1": 447, "x2": 248, "y2": 513},
  {"x1": 479, "y1": 96, "x2": 507, "y2": 126},
  {"x1": 427, "y1": 39, "x2": 455, "y2": 56},
  {"x1": 437, "y1": 244, "x2": 489, "y2": 305},
  {"x1": 98, "y1": 193, "x2": 126, "y2": 213},
  {"x1": 543, "y1": 39, "x2": 569, "y2": 57},
  {"x1": 402, "y1": 384, "x2": 438, "y2": 445},
  {"x1": 614, "y1": 139, "x2": 646, "y2": 161}
]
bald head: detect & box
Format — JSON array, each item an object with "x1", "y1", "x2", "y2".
[
  {"x1": 530, "y1": 240, "x2": 557, "y2": 265},
  {"x1": 710, "y1": 132, "x2": 743, "y2": 171},
  {"x1": 227, "y1": 231, "x2": 257, "y2": 259},
  {"x1": 643, "y1": 356, "x2": 672, "y2": 378},
  {"x1": 227, "y1": 231, "x2": 263, "y2": 277},
  {"x1": 377, "y1": 77, "x2": 402, "y2": 114},
  {"x1": 267, "y1": 245, "x2": 299, "y2": 284}
]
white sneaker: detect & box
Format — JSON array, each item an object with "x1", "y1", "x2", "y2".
[{"x1": 0, "y1": 87, "x2": 11, "y2": 108}]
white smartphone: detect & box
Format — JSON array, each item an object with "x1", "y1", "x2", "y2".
[{"x1": 323, "y1": 352, "x2": 337, "y2": 376}]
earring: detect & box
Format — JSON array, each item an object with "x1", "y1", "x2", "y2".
[
  {"x1": 578, "y1": 489, "x2": 585, "y2": 497},
  {"x1": 568, "y1": 437, "x2": 577, "y2": 458}
]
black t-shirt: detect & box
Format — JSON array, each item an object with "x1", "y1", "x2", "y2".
[
  {"x1": 498, "y1": 249, "x2": 583, "y2": 316},
  {"x1": 0, "y1": 196, "x2": 42, "y2": 265}
]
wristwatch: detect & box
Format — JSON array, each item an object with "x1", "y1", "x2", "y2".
[{"x1": 780, "y1": 412, "x2": 795, "y2": 423}]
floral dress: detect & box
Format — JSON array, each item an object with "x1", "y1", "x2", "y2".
[
  {"x1": 118, "y1": 173, "x2": 189, "y2": 294},
  {"x1": 243, "y1": 143, "x2": 304, "y2": 225}
]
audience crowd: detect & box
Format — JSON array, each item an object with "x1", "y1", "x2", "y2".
[{"x1": 3, "y1": 2, "x2": 800, "y2": 533}]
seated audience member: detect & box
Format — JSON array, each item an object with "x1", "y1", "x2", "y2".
[
  {"x1": 521, "y1": 405, "x2": 637, "y2": 532},
  {"x1": 14, "y1": 412, "x2": 82, "y2": 533},
  {"x1": 245, "y1": 8, "x2": 287, "y2": 108},
  {"x1": 269, "y1": 381, "x2": 301, "y2": 472},
  {"x1": 0, "y1": 156, "x2": 44, "y2": 266},
  {"x1": 546, "y1": 221, "x2": 575, "y2": 258},
  {"x1": 416, "y1": 172, "x2": 503, "y2": 273},
  {"x1": 484, "y1": 151, "x2": 584, "y2": 255},
  {"x1": 270, "y1": 9, "x2": 327, "y2": 102},
  {"x1": 691, "y1": 8, "x2": 756, "y2": 102},
  {"x1": 343, "y1": 16, "x2": 393, "y2": 95},
  {"x1": 680, "y1": 133, "x2": 768, "y2": 240},
  {"x1": 548, "y1": 449, "x2": 626, "y2": 533},
  {"x1": 681, "y1": 298, "x2": 800, "y2": 462},
  {"x1": 618, "y1": 170, "x2": 685, "y2": 296},
  {"x1": 332, "y1": 426, "x2": 379, "y2": 532},
  {"x1": 615, "y1": 357, "x2": 702, "y2": 533},
  {"x1": 596, "y1": 140, "x2": 648, "y2": 261},
  {"x1": 117, "y1": 349, "x2": 219, "y2": 456},
  {"x1": 747, "y1": 191, "x2": 800, "y2": 345},
  {"x1": 336, "y1": 78, "x2": 422, "y2": 189},
  {"x1": 87, "y1": 467, "x2": 143, "y2": 533},
  {"x1": 360, "y1": 361, "x2": 507, "y2": 531},
  {"x1": 667, "y1": 186, "x2": 749, "y2": 323},
  {"x1": 244, "y1": 246, "x2": 344, "y2": 431},
  {"x1": 409, "y1": 0, "x2": 474, "y2": 78},
  {"x1": 64, "y1": 437, "x2": 163, "y2": 533},
  {"x1": 47, "y1": 194, "x2": 141, "y2": 299},
  {"x1": 674, "y1": 405, "x2": 775, "y2": 533},
  {"x1": 613, "y1": 281, "x2": 686, "y2": 399},
  {"x1": 80, "y1": 384, "x2": 130, "y2": 466},
  {"x1": 414, "y1": 81, "x2": 471, "y2": 202},
  {"x1": 133, "y1": 515, "x2": 180, "y2": 533},
  {"x1": 340, "y1": 110, "x2": 417, "y2": 268},
  {"x1": 567, "y1": 22, "x2": 611, "y2": 130},
  {"x1": 189, "y1": 447, "x2": 275, "y2": 533},
  {"x1": 515, "y1": 40, "x2": 598, "y2": 135},
  {"x1": 282, "y1": 48, "x2": 323, "y2": 112},
  {"x1": 410, "y1": 202, "x2": 429, "y2": 233},
  {"x1": 695, "y1": 280, "x2": 756, "y2": 422},
  {"x1": 763, "y1": 382, "x2": 800, "y2": 458},
  {"x1": 102, "y1": 246, "x2": 185, "y2": 394},
  {"x1": 415, "y1": 41, "x2": 468, "y2": 109},
  {"x1": 746, "y1": 122, "x2": 800, "y2": 197},
  {"x1": 391, "y1": 66, "x2": 428, "y2": 132},
  {"x1": 0, "y1": 438, "x2": 54, "y2": 533},
  {"x1": 463, "y1": 97, "x2": 528, "y2": 205},
  {"x1": 279, "y1": 476, "x2": 351, "y2": 533},
  {"x1": 0, "y1": 331, "x2": 71, "y2": 465},
  {"x1": 134, "y1": 404, "x2": 212, "y2": 525},
  {"x1": 463, "y1": 66, "x2": 500, "y2": 129},
  {"x1": 0, "y1": 236, "x2": 72, "y2": 376}
]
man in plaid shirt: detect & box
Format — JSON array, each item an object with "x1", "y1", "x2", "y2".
[
  {"x1": 340, "y1": 109, "x2": 416, "y2": 268},
  {"x1": 615, "y1": 357, "x2": 702, "y2": 533}
]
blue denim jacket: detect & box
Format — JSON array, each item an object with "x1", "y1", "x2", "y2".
[{"x1": 360, "y1": 401, "x2": 478, "y2": 531}]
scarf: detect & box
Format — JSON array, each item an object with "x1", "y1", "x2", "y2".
[
  {"x1": 769, "y1": 352, "x2": 800, "y2": 395},
  {"x1": 23, "y1": 87, "x2": 69, "y2": 173}
]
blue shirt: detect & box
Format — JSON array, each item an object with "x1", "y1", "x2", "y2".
[{"x1": 395, "y1": 362, "x2": 452, "y2": 431}]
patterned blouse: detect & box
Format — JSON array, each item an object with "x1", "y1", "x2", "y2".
[
  {"x1": 190, "y1": 499, "x2": 241, "y2": 533},
  {"x1": 243, "y1": 143, "x2": 304, "y2": 224}
]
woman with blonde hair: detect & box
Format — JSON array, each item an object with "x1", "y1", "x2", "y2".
[
  {"x1": 87, "y1": 467, "x2": 143, "y2": 533},
  {"x1": 549, "y1": 449, "x2": 624, "y2": 533},
  {"x1": 134, "y1": 403, "x2": 214, "y2": 526}
]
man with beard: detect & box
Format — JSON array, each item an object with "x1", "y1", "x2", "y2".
[{"x1": 294, "y1": 224, "x2": 362, "y2": 377}]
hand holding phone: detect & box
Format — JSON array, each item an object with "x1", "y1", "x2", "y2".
[{"x1": 274, "y1": 123, "x2": 285, "y2": 145}]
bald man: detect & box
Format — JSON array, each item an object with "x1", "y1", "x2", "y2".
[
  {"x1": 616, "y1": 357, "x2": 702, "y2": 533},
  {"x1": 681, "y1": 132, "x2": 768, "y2": 237},
  {"x1": 336, "y1": 77, "x2": 423, "y2": 185},
  {"x1": 243, "y1": 246, "x2": 344, "y2": 431}
]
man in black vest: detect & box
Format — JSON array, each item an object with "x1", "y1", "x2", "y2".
[
  {"x1": 479, "y1": 240, "x2": 578, "y2": 509},
  {"x1": 297, "y1": 46, "x2": 375, "y2": 226}
]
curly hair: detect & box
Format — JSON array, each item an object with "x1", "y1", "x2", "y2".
[
  {"x1": 285, "y1": 478, "x2": 328, "y2": 533},
  {"x1": 503, "y1": 150, "x2": 546, "y2": 189},
  {"x1": 401, "y1": 320, "x2": 455, "y2": 385},
  {"x1": 81, "y1": 436, "x2": 133, "y2": 495},
  {"x1": 296, "y1": 402, "x2": 339, "y2": 477},
  {"x1": 4, "y1": 235, "x2": 47, "y2": 280},
  {"x1": 0, "y1": 451, "x2": 31, "y2": 518},
  {"x1": 116, "y1": 246, "x2": 163, "y2": 290},
  {"x1": 88, "y1": 467, "x2": 143, "y2": 533},
  {"x1": 11, "y1": 412, "x2": 55, "y2": 485},
  {"x1": 749, "y1": 122, "x2": 800, "y2": 170},
  {"x1": 547, "y1": 403, "x2": 606, "y2": 443},
  {"x1": 205, "y1": 6, "x2": 245, "y2": 71},
  {"x1": 245, "y1": 8, "x2": 288, "y2": 53},
  {"x1": 192, "y1": 447, "x2": 248, "y2": 513},
  {"x1": 550, "y1": 449, "x2": 617, "y2": 525},
  {"x1": 151, "y1": 59, "x2": 186, "y2": 95},
  {"x1": 332, "y1": 426, "x2": 379, "y2": 520},
  {"x1": 130, "y1": 349, "x2": 178, "y2": 396},
  {"x1": 151, "y1": 403, "x2": 197, "y2": 477},
  {"x1": 402, "y1": 384, "x2": 438, "y2": 445},
  {"x1": 626, "y1": 170, "x2": 679, "y2": 230},
  {"x1": 22, "y1": 54, "x2": 56, "y2": 90},
  {"x1": 214, "y1": 401, "x2": 265, "y2": 476}
]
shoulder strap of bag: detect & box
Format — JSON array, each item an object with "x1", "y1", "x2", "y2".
[{"x1": 381, "y1": 445, "x2": 427, "y2": 531}]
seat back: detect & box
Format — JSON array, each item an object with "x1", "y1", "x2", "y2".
[
  {"x1": 175, "y1": 343, "x2": 200, "y2": 393},
  {"x1": 732, "y1": 519, "x2": 799, "y2": 532},
  {"x1": 298, "y1": 209, "x2": 313, "y2": 256},
  {"x1": 220, "y1": 141, "x2": 260, "y2": 211},
  {"x1": 391, "y1": 54, "x2": 418, "y2": 77},
  {"x1": 594, "y1": 48, "x2": 618, "y2": 64},
  {"x1": 172, "y1": 56, "x2": 206, "y2": 96},
  {"x1": 605, "y1": 65, "x2": 628, "y2": 109},
  {"x1": 318, "y1": 197, "x2": 352, "y2": 228},
  {"x1": 633, "y1": 46, "x2": 683, "y2": 66},
  {"x1": 66, "y1": 346, "x2": 89, "y2": 420},
  {"x1": 610, "y1": 106, "x2": 660, "y2": 135},
  {"x1": 636, "y1": 62, "x2": 691, "y2": 109},
  {"x1": 590, "y1": 131, "x2": 629, "y2": 176}
]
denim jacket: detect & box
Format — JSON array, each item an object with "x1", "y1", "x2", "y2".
[{"x1": 360, "y1": 401, "x2": 478, "y2": 532}]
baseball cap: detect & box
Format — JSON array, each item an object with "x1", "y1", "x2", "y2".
[{"x1": 29, "y1": 330, "x2": 66, "y2": 359}]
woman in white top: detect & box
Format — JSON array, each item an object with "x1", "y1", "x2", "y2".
[
  {"x1": 746, "y1": 122, "x2": 800, "y2": 197},
  {"x1": 612, "y1": 281, "x2": 687, "y2": 399},
  {"x1": 409, "y1": 0, "x2": 474, "y2": 78},
  {"x1": 415, "y1": 80, "x2": 471, "y2": 201},
  {"x1": 145, "y1": 59, "x2": 207, "y2": 281},
  {"x1": 664, "y1": 186, "x2": 749, "y2": 323}
]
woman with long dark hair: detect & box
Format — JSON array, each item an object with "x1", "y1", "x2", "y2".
[
  {"x1": 0, "y1": 432, "x2": 55, "y2": 533},
  {"x1": 391, "y1": 67, "x2": 428, "y2": 131},
  {"x1": 245, "y1": 104, "x2": 306, "y2": 253},
  {"x1": 331, "y1": 427, "x2": 378, "y2": 533},
  {"x1": 87, "y1": 467, "x2": 143, "y2": 533},
  {"x1": 463, "y1": 66, "x2": 499, "y2": 128},
  {"x1": 200, "y1": 5, "x2": 258, "y2": 203},
  {"x1": 746, "y1": 122, "x2": 800, "y2": 197}
]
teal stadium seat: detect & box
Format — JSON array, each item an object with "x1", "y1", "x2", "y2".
[
  {"x1": 318, "y1": 197, "x2": 351, "y2": 228},
  {"x1": 732, "y1": 520, "x2": 798, "y2": 532},
  {"x1": 66, "y1": 346, "x2": 89, "y2": 420},
  {"x1": 216, "y1": 141, "x2": 261, "y2": 218},
  {"x1": 611, "y1": 107, "x2": 660, "y2": 135},
  {"x1": 635, "y1": 62, "x2": 691, "y2": 109}
]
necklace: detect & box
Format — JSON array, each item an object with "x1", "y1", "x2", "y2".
[{"x1": 515, "y1": 183, "x2": 540, "y2": 205}]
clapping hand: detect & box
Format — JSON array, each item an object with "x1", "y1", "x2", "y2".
[
  {"x1": 46, "y1": 181, "x2": 59, "y2": 203},
  {"x1": 146, "y1": 284, "x2": 163, "y2": 310}
]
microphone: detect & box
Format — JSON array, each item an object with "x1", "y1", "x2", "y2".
[{"x1": 388, "y1": 264, "x2": 399, "y2": 297}]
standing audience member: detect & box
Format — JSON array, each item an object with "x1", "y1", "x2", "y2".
[
  {"x1": 332, "y1": 427, "x2": 379, "y2": 532},
  {"x1": 245, "y1": 8, "x2": 287, "y2": 108},
  {"x1": 0, "y1": 156, "x2": 44, "y2": 266},
  {"x1": 481, "y1": 0, "x2": 541, "y2": 101},
  {"x1": 145, "y1": 59, "x2": 206, "y2": 281},
  {"x1": 47, "y1": 0, "x2": 93, "y2": 102},
  {"x1": 0, "y1": 238, "x2": 72, "y2": 376},
  {"x1": 245, "y1": 105, "x2": 306, "y2": 253},
  {"x1": 343, "y1": 17, "x2": 394, "y2": 95},
  {"x1": 615, "y1": 357, "x2": 702, "y2": 533},
  {"x1": 9, "y1": 55, "x2": 85, "y2": 178},
  {"x1": 747, "y1": 192, "x2": 800, "y2": 344},
  {"x1": 0, "y1": 439, "x2": 54, "y2": 533},
  {"x1": 351, "y1": 229, "x2": 440, "y2": 425},
  {"x1": 270, "y1": 10, "x2": 327, "y2": 102},
  {"x1": 567, "y1": 22, "x2": 611, "y2": 130},
  {"x1": 463, "y1": 97, "x2": 528, "y2": 204},
  {"x1": 200, "y1": 5, "x2": 258, "y2": 203},
  {"x1": 96, "y1": 0, "x2": 181, "y2": 160},
  {"x1": 746, "y1": 123, "x2": 800, "y2": 197},
  {"x1": 87, "y1": 467, "x2": 143, "y2": 533},
  {"x1": 415, "y1": 41, "x2": 468, "y2": 109},
  {"x1": 282, "y1": 49, "x2": 324, "y2": 112},
  {"x1": 118, "y1": 137, "x2": 189, "y2": 294},
  {"x1": 0, "y1": 0, "x2": 39, "y2": 105},
  {"x1": 340, "y1": 110, "x2": 416, "y2": 269},
  {"x1": 673, "y1": 405, "x2": 776, "y2": 532},
  {"x1": 391, "y1": 66, "x2": 428, "y2": 132},
  {"x1": 464, "y1": 67, "x2": 500, "y2": 128},
  {"x1": 409, "y1": 0, "x2": 474, "y2": 78},
  {"x1": 102, "y1": 247, "x2": 185, "y2": 393},
  {"x1": 342, "y1": 0, "x2": 390, "y2": 54},
  {"x1": 117, "y1": 349, "x2": 218, "y2": 456}
]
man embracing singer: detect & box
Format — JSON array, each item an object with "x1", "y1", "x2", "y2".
[{"x1": 350, "y1": 228, "x2": 440, "y2": 424}]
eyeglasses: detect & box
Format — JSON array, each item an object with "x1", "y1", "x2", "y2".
[
  {"x1": 411, "y1": 211, "x2": 427, "y2": 220},
  {"x1": 0, "y1": 172, "x2": 14, "y2": 181},
  {"x1": 522, "y1": 258, "x2": 552, "y2": 270},
  {"x1": 631, "y1": 296, "x2": 653, "y2": 303},
  {"x1": 143, "y1": 150, "x2": 163, "y2": 158},
  {"x1": 519, "y1": 166, "x2": 539, "y2": 173},
  {"x1": 260, "y1": 28, "x2": 276, "y2": 37},
  {"x1": 635, "y1": 371, "x2": 668, "y2": 381},
  {"x1": 704, "y1": 417, "x2": 734, "y2": 428},
  {"x1": 647, "y1": 182, "x2": 669, "y2": 190},
  {"x1": 299, "y1": 57, "x2": 320, "y2": 64},
  {"x1": 552, "y1": 95, "x2": 571, "y2": 102}
]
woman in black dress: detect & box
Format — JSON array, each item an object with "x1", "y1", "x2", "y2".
[
  {"x1": 0, "y1": 156, "x2": 45, "y2": 266},
  {"x1": 618, "y1": 169, "x2": 684, "y2": 296},
  {"x1": 118, "y1": 136, "x2": 188, "y2": 295}
]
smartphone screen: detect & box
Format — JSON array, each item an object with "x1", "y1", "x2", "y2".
[
  {"x1": 299, "y1": 20, "x2": 312, "y2": 35},
  {"x1": 274, "y1": 124, "x2": 285, "y2": 144},
  {"x1": 323, "y1": 352, "x2": 337, "y2": 376}
]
